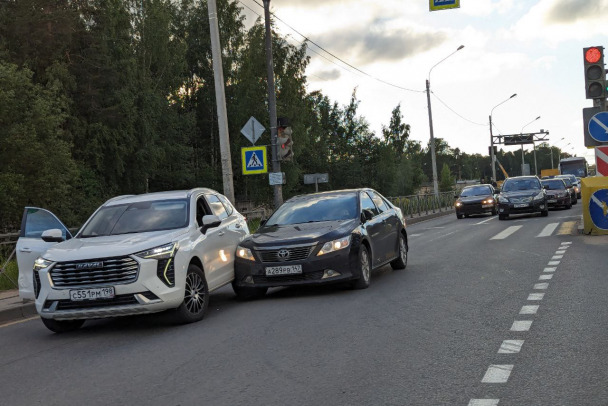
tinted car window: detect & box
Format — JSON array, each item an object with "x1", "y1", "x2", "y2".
[
  {"x1": 542, "y1": 180, "x2": 566, "y2": 190},
  {"x1": 360, "y1": 192, "x2": 378, "y2": 216},
  {"x1": 461, "y1": 186, "x2": 492, "y2": 197},
  {"x1": 80, "y1": 199, "x2": 188, "y2": 237},
  {"x1": 369, "y1": 191, "x2": 389, "y2": 213},
  {"x1": 206, "y1": 195, "x2": 228, "y2": 220},
  {"x1": 557, "y1": 177, "x2": 573, "y2": 187},
  {"x1": 502, "y1": 178, "x2": 541, "y2": 192},
  {"x1": 24, "y1": 208, "x2": 68, "y2": 239},
  {"x1": 217, "y1": 194, "x2": 234, "y2": 216},
  {"x1": 266, "y1": 193, "x2": 358, "y2": 226}
]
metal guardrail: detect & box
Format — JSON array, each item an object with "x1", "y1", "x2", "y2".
[{"x1": 388, "y1": 192, "x2": 455, "y2": 219}]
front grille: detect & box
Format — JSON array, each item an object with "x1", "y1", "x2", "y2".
[
  {"x1": 51, "y1": 293, "x2": 140, "y2": 311},
  {"x1": 33, "y1": 270, "x2": 41, "y2": 299},
  {"x1": 251, "y1": 270, "x2": 325, "y2": 284},
  {"x1": 258, "y1": 246, "x2": 315, "y2": 263},
  {"x1": 157, "y1": 258, "x2": 175, "y2": 287},
  {"x1": 510, "y1": 197, "x2": 533, "y2": 203},
  {"x1": 50, "y1": 256, "x2": 139, "y2": 287}
]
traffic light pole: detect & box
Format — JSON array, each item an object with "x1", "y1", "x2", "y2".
[
  {"x1": 263, "y1": 0, "x2": 283, "y2": 209},
  {"x1": 489, "y1": 114, "x2": 497, "y2": 182},
  {"x1": 426, "y1": 79, "x2": 439, "y2": 197}
]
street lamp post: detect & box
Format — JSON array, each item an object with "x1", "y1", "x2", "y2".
[
  {"x1": 552, "y1": 137, "x2": 565, "y2": 169},
  {"x1": 520, "y1": 116, "x2": 540, "y2": 175},
  {"x1": 489, "y1": 93, "x2": 517, "y2": 181},
  {"x1": 426, "y1": 45, "x2": 464, "y2": 196}
]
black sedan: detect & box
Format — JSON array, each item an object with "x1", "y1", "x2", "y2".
[
  {"x1": 541, "y1": 178, "x2": 572, "y2": 210},
  {"x1": 497, "y1": 176, "x2": 548, "y2": 220},
  {"x1": 233, "y1": 189, "x2": 408, "y2": 299},
  {"x1": 454, "y1": 184, "x2": 497, "y2": 219}
]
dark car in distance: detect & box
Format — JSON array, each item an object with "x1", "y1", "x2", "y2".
[
  {"x1": 556, "y1": 174, "x2": 581, "y2": 200},
  {"x1": 232, "y1": 189, "x2": 408, "y2": 299},
  {"x1": 497, "y1": 176, "x2": 548, "y2": 220},
  {"x1": 541, "y1": 178, "x2": 572, "y2": 210},
  {"x1": 454, "y1": 184, "x2": 497, "y2": 219}
]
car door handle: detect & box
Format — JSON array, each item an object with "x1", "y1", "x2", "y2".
[
  {"x1": 19, "y1": 248, "x2": 32, "y2": 253},
  {"x1": 235, "y1": 223, "x2": 241, "y2": 228},
  {"x1": 218, "y1": 231, "x2": 225, "y2": 236}
]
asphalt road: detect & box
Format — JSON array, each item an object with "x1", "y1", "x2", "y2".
[{"x1": 1, "y1": 204, "x2": 607, "y2": 406}]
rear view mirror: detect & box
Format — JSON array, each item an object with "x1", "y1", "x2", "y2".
[
  {"x1": 41, "y1": 229, "x2": 65, "y2": 243},
  {"x1": 201, "y1": 215, "x2": 221, "y2": 234},
  {"x1": 361, "y1": 209, "x2": 374, "y2": 222}
]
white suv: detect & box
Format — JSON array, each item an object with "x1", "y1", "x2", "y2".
[{"x1": 16, "y1": 188, "x2": 249, "y2": 333}]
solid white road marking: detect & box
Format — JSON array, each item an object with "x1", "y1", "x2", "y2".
[
  {"x1": 482, "y1": 364, "x2": 514, "y2": 383},
  {"x1": 490, "y1": 226, "x2": 522, "y2": 240},
  {"x1": 520, "y1": 305, "x2": 539, "y2": 314},
  {"x1": 543, "y1": 267, "x2": 556, "y2": 273},
  {"x1": 511, "y1": 320, "x2": 533, "y2": 331},
  {"x1": 528, "y1": 293, "x2": 545, "y2": 300},
  {"x1": 410, "y1": 234, "x2": 423, "y2": 237},
  {"x1": 551, "y1": 255, "x2": 563, "y2": 260},
  {"x1": 537, "y1": 223, "x2": 559, "y2": 237},
  {"x1": 498, "y1": 340, "x2": 524, "y2": 354},
  {"x1": 476, "y1": 217, "x2": 496, "y2": 225},
  {"x1": 539, "y1": 274, "x2": 553, "y2": 280},
  {"x1": 468, "y1": 400, "x2": 500, "y2": 406},
  {"x1": 548, "y1": 261, "x2": 560, "y2": 266},
  {"x1": 534, "y1": 283, "x2": 549, "y2": 290}
]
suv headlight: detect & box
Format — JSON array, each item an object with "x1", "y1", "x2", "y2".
[
  {"x1": 317, "y1": 236, "x2": 351, "y2": 256},
  {"x1": 33, "y1": 257, "x2": 53, "y2": 270},
  {"x1": 534, "y1": 192, "x2": 544, "y2": 201},
  {"x1": 236, "y1": 246, "x2": 255, "y2": 261},
  {"x1": 135, "y1": 242, "x2": 177, "y2": 259}
]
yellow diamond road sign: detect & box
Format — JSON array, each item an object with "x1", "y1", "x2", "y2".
[{"x1": 241, "y1": 146, "x2": 267, "y2": 175}]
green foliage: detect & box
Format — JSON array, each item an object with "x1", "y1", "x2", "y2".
[{"x1": 439, "y1": 163, "x2": 454, "y2": 192}]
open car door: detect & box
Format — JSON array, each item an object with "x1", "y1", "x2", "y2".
[{"x1": 15, "y1": 207, "x2": 72, "y2": 300}]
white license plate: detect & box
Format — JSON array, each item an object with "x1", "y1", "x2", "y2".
[
  {"x1": 70, "y1": 287, "x2": 115, "y2": 301},
  {"x1": 482, "y1": 204, "x2": 493, "y2": 208},
  {"x1": 265, "y1": 265, "x2": 302, "y2": 276},
  {"x1": 547, "y1": 199, "x2": 557, "y2": 203},
  {"x1": 514, "y1": 203, "x2": 529, "y2": 208}
]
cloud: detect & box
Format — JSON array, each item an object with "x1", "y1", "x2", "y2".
[
  {"x1": 311, "y1": 69, "x2": 342, "y2": 81},
  {"x1": 545, "y1": 0, "x2": 608, "y2": 24}
]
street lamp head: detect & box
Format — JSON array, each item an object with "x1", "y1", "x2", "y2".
[
  {"x1": 457, "y1": 45, "x2": 464, "y2": 51},
  {"x1": 510, "y1": 93, "x2": 517, "y2": 98},
  {"x1": 535, "y1": 116, "x2": 541, "y2": 120}
]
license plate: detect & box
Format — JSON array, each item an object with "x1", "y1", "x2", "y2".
[
  {"x1": 547, "y1": 199, "x2": 557, "y2": 203},
  {"x1": 482, "y1": 204, "x2": 493, "y2": 208},
  {"x1": 70, "y1": 287, "x2": 115, "y2": 301},
  {"x1": 265, "y1": 265, "x2": 302, "y2": 276},
  {"x1": 514, "y1": 203, "x2": 529, "y2": 208}
]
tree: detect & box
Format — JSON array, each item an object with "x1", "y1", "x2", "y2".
[{"x1": 439, "y1": 163, "x2": 454, "y2": 192}]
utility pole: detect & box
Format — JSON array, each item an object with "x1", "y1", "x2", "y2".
[
  {"x1": 263, "y1": 0, "x2": 282, "y2": 208},
  {"x1": 207, "y1": 0, "x2": 235, "y2": 203},
  {"x1": 489, "y1": 114, "x2": 496, "y2": 181},
  {"x1": 426, "y1": 79, "x2": 439, "y2": 197}
]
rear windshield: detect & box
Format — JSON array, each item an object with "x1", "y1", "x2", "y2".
[
  {"x1": 460, "y1": 186, "x2": 492, "y2": 197},
  {"x1": 556, "y1": 177, "x2": 573, "y2": 187},
  {"x1": 542, "y1": 180, "x2": 566, "y2": 190},
  {"x1": 79, "y1": 199, "x2": 189, "y2": 237},
  {"x1": 502, "y1": 178, "x2": 541, "y2": 192},
  {"x1": 265, "y1": 193, "x2": 358, "y2": 226}
]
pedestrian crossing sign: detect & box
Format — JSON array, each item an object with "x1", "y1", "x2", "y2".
[{"x1": 241, "y1": 146, "x2": 267, "y2": 175}]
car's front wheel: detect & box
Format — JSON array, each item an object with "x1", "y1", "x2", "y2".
[
  {"x1": 390, "y1": 233, "x2": 408, "y2": 270},
  {"x1": 232, "y1": 283, "x2": 268, "y2": 300},
  {"x1": 456, "y1": 213, "x2": 464, "y2": 219},
  {"x1": 41, "y1": 318, "x2": 84, "y2": 333},
  {"x1": 175, "y1": 264, "x2": 208, "y2": 324},
  {"x1": 351, "y1": 245, "x2": 371, "y2": 290}
]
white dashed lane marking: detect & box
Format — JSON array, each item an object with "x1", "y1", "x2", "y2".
[
  {"x1": 548, "y1": 261, "x2": 560, "y2": 266},
  {"x1": 528, "y1": 293, "x2": 545, "y2": 300},
  {"x1": 520, "y1": 305, "x2": 539, "y2": 314},
  {"x1": 511, "y1": 320, "x2": 533, "y2": 331},
  {"x1": 498, "y1": 340, "x2": 525, "y2": 354},
  {"x1": 543, "y1": 267, "x2": 556, "y2": 273},
  {"x1": 490, "y1": 226, "x2": 522, "y2": 240},
  {"x1": 468, "y1": 399, "x2": 500, "y2": 406},
  {"x1": 537, "y1": 223, "x2": 559, "y2": 237},
  {"x1": 534, "y1": 283, "x2": 549, "y2": 290},
  {"x1": 556, "y1": 250, "x2": 566, "y2": 254},
  {"x1": 551, "y1": 255, "x2": 563, "y2": 260},
  {"x1": 482, "y1": 364, "x2": 514, "y2": 383},
  {"x1": 539, "y1": 274, "x2": 553, "y2": 280}
]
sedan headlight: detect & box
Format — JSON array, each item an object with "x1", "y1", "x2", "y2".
[
  {"x1": 33, "y1": 257, "x2": 53, "y2": 270},
  {"x1": 317, "y1": 236, "x2": 351, "y2": 256},
  {"x1": 135, "y1": 242, "x2": 177, "y2": 259},
  {"x1": 455, "y1": 201, "x2": 463, "y2": 207},
  {"x1": 534, "y1": 192, "x2": 544, "y2": 201},
  {"x1": 236, "y1": 246, "x2": 255, "y2": 261},
  {"x1": 482, "y1": 198, "x2": 494, "y2": 204}
]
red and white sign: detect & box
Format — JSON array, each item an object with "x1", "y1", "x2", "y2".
[{"x1": 596, "y1": 146, "x2": 608, "y2": 176}]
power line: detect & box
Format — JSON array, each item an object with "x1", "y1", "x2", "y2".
[
  {"x1": 430, "y1": 91, "x2": 487, "y2": 126},
  {"x1": 242, "y1": 0, "x2": 424, "y2": 94}
]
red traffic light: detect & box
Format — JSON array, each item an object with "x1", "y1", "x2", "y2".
[{"x1": 585, "y1": 47, "x2": 602, "y2": 64}]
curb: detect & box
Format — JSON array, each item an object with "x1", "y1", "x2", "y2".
[
  {"x1": 0, "y1": 301, "x2": 37, "y2": 325},
  {"x1": 407, "y1": 209, "x2": 454, "y2": 225}
]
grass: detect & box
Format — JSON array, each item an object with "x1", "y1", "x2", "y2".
[
  {"x1": 247, "y1": 218, "x2": 262, "y2": 234},
  {"x1": 0, "y1": 259, "x2": 19, "y2": 291}
]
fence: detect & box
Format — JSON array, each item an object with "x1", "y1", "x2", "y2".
[
  {"x1": 0, "y1": 232, "x2": 19, "y2": 289},
  {"x1": 388, "y1": 192, "x2": 455, "y2": 219}
]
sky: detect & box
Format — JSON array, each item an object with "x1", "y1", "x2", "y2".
[{"x1": 236, "y1": 0, "x2": 608, "y2": 165}]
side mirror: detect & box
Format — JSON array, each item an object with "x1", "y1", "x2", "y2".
[
  {"x1": 41, "y1": 229, "x2": 65, "y2": 243},
  {"x1": 361, "y1": 209, "x2": 374, "y2": 223},
  {"x1": 201, "y1": 215, "x2": 221, "y2": 234}
]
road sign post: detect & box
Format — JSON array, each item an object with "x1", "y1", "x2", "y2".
[
  {"x1": 303, "y1": 173, "x2": 329, "y2": 192},
  {"x1": 240, "y1": 116, "x2": 265, "y2": 145}
]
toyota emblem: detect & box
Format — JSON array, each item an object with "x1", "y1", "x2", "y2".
[{"x1": 277, "y1": 249, "x2": 290, "y2": 260}]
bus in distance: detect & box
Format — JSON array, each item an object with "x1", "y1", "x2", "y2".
[{"x1": 559, "y1": 157, "x2": 588, "y2": 177}]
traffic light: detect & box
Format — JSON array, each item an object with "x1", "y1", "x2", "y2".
[
  {"x1": 277, "y1": 126, "x2": 293, "y2": 161},
  {"x1": 488, "y1": 146, "x2": 497, "y2": 156},
  {"x1": 583, "y1": 46, "x2": 606, "y2": 99}
]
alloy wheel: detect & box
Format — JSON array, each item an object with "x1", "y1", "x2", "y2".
[{"x1": 185, "y1": 272, "x2": 206, "y2": 315}]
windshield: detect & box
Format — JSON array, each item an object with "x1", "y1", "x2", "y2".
[
  {"x1": 460, "y1": 186, "x2": 492, "y2": 197},
  {"x1": 265, "y1": 193, "x2": 358, "y2": 226},
  {"x1": 79, "y1": 199, "x2": 189, "y2": 237},
  {"x1": 556, "y1": 177, "x2": 573, "y2": 187},
  {"x1": 502, "y1": 178, "x2": 541, "y2": 192},
  {"x1": 542, "y1": 180, "x2": 566, "y2": 190}
]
